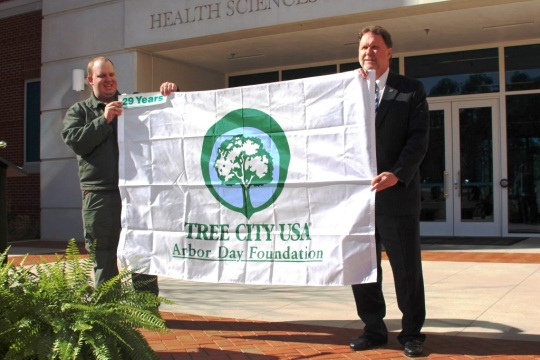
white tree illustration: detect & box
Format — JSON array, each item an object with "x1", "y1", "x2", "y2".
[{"x1": 214, "y1": 135, "x2": 273, "y2": 216}]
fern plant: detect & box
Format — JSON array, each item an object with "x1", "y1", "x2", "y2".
[{"x1": 0, "y1": 239, "x2": 170, "y2": 360}]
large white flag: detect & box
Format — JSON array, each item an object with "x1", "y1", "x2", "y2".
[{"x1": 118, "y1": 71, "x2": 377, "y2": 286}]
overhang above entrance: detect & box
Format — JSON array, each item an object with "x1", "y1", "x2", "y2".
[{"x1": 129, "y1": 0, "x2": 540, "y2": 74}]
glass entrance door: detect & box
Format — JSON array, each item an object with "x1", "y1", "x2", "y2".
[{"x1": 420, "y1": 99, "x2": 502, "y2": 236}]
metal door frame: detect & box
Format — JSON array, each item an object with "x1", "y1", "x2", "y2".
[{"x1": 421, "y1": 98, "x2": 502, "y2": 236}]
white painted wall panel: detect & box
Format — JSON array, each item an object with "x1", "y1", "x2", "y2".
[
  {"x1": 42, "y1": 2, "x2": 124, "y2": 63},
  {"x1": 41, "y1": 209, "x2": 84, "y2": 241},
  {"x1": 41, "y1": 158, "x2": 81, "y2": 209},
  {"x1": 42, "y1": 0, "x2": 109, "y2": 16},
  {"x1": 40, "y1": 110, "x2": 72, "y2": 160}
]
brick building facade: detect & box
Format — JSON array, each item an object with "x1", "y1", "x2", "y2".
[{"x1": 0, "y1": 6, "x2": 42, "y2": 240}]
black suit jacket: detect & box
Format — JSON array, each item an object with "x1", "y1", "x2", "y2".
[{"x1": 374, "y1": 71, "x2": 430, "y2": 217}]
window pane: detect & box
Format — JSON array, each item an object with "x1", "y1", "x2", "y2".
[
  {"x1": 25, "y1": 80, "x2": 40, "y2": 163},
  {"x1": 459, "y1": 107, "x2": 494, "y2": 222},
  {"x1": 405, "y1": 49, "x2": 499, "y2": 97},
  {"x1": 505, "y1": 44, "x2": 540, "y2": 91},
  {"x1": 282, "y1": 65, "x2": 336, "y2": 81},
  {"x1": 420, "y1": 110, "x2": 447, "y2": 222},
  {"x1": 340, "y1": 62, "x2": 358, "y2": 72},
  {"x1": 506, "y1": 94, "x2": 540, "y2": 233},
  {"x1": 340, "y1": 61, "x2": 399, "y2": 73},
  {"x1": 228, "y1": 71, "x2": 279, "y2": 87}
]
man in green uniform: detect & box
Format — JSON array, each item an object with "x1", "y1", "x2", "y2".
[{"x1": 62, "y1": 56, "x2": 177, "y2": 292}]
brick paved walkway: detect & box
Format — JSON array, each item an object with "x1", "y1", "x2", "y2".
[
  {"x1": 6, "y1": 240, "x2": 540, "y2": 359},
  {"x1": 147, "y1": 312, "x2": 540, "y2": 359}
]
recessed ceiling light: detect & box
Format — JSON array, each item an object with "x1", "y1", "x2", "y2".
[
  {"x1": 228, "y1": 53, "x2": 264, "y2": 60},
  {"x1": 482, "y1": 21, "x2": 534, "y2": 30}
]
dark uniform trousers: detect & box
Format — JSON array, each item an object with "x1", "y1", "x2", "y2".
[{"x1": 82, "y1": 189, "x2": 159, "y2": 295}]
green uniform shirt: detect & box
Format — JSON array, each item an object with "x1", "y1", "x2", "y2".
[{"x1": 62, "y1": 91, "x2": 121, "y2": 190}]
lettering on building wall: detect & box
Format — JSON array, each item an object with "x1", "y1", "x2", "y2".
[{"x1": 150, "y1": 0, "x2": 318, "y2": 29}]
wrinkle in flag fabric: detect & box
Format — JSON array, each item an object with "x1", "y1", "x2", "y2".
[{"x1": 117, "y1": 71, "x2": 378, "y2": 286}]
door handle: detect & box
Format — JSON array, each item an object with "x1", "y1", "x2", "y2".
[
  {"x1": 454, "y1": 171, "x2": 461, "y2": 196},
  {"x1": 443, "y1": 171, "x2": 449, "y2": 198}
]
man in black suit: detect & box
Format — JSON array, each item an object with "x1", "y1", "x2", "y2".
[{"x1": 349, "y1": 25, "x2": 430, "y2": 357}]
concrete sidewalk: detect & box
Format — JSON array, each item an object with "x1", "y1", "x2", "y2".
[
  {"x1": 6, "y1": 237, "x2": 540, "y2": 359},
  {"x1": 158, "y1": 257, "x2": 540, "y2": 342}
]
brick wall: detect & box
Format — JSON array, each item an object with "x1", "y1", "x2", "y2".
[{"x1": 0, "y1": 10, "x2": 42, "y2": 240}]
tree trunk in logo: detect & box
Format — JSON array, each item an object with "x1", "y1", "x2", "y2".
[{"x1": 201, "y1": 108, "x2": 290, "y2": 219}]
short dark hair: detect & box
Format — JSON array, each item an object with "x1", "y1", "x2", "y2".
[{"x1": 358, "y1": 25, "x2": 393, "y2": 48}]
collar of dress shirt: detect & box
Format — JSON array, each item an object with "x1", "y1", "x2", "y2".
[{"x1": 376, "y1": 68, "x2": 390, "y2": 96}]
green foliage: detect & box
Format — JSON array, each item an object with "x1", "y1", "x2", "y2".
[{"x1": 0, "y1": 239, "x2": 170, "y2": 360}]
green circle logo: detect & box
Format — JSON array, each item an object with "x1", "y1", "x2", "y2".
[{"x1": 201, "y1": 108, "x2": 290, "y2": 219}]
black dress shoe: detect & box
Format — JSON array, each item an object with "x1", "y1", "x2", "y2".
[
  {"x1": 404, "y1": 340, "x2": 423, "y2": 357},
  {"x1": 349, "y1": 336, "x2": 387, "y2": 351}
]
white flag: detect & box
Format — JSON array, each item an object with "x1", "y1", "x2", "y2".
[{"x1": 118, "y1": 71, "x2": 378, "y2": 286}]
